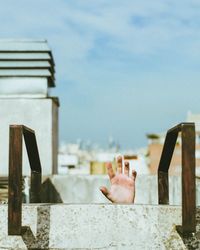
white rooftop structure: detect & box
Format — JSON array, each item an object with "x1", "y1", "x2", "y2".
[
  {"x1": 0, "y1": 39, "x2": 59, "y2": 175},
  {"x1": 0, "y1": 39, "x2": 55, "y2": 97}
]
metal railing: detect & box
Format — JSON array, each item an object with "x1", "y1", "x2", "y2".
[
  {"x1": 158, "y1": 123, "x2": 196, "y2": 234},
  {"x1": 8, "y1": 125, "x2": 42, "y2": 235},
  {"x1": 7, "y1": 122, "x2": 196, "y2": 235}
]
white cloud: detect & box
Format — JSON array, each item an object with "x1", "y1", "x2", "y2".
[
  {"x1": 0, "y1": 0, "x2": 200, "y2": 147},
  {"x1": 1, "y1": 0, "x2": 200, "y2": 60}
]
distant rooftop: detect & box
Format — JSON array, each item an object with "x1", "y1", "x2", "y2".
[
  {"x1": 0, "y1": 39, "x2": 55, "y2": 87},
  {"x1": 187, "y1": 111, "x2": 200, "y2": 133}
]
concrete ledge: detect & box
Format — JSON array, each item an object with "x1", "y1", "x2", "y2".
[
  {"x1": 50, "y1": 175, "x2": 200, "y2": 205},
  {"x1": 0, "y1": 204, "x2": 187, "y2": 249}
]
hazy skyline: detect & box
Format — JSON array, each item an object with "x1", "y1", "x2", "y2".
[{"x1": 1, "y1": 0, "x2": 200, "y2": 149}]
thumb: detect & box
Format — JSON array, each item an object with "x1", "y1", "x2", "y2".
[{"x1": 100, "y1": 186, "x2": 113, "y2": 202}]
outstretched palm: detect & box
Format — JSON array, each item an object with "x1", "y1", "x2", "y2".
[{"x1": 100, "y1": 156, "x2": 137, "y2": 203}]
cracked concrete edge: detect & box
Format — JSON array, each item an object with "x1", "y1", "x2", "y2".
[{"x1": 164, "y1": 224, "x2": 187, "y2": 250}]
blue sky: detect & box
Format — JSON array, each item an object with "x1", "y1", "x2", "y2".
[{"x1": 0, "y1": 0, "x2": 200, "y2": 149}]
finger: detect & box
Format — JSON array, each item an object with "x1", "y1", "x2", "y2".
[
  {"x1": 131, "y1": 169, "x2": 137, "y2": 181},
  {"x1": 117, "y1": 156, "x2": 123, "y2": 174},
  {"x1": 124, "y1": 161, "x2": 129, "y2": 176},
  {"x1": 100, "y1": 186, "x2": 113, "y2": 202},
  {"x1": 106, "y1": 162, "x2": 115, "y2": 180}
]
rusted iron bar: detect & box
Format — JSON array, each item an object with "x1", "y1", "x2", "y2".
[
  {"x1": 23, "y1": 126, "x2": 42, "y2": 203},
  {"x1": 8, "y1": 125, "x2": 42, "y2": 235},
  {"x1": 8, "y1": 126, "x2": 23, "y2": 235},
  {"x1": 182, "y1": 124, "x2": 196, "y2": 233},
  {"x1": 30, "y1": 171, "x2": 41, "y2": 203},
  {"x1": 158, "y1": 128, "x2": 179, "y2": 204},
  {"x1": 158, "y1": 171, "x2": 169, "y2": 205},
  {"x1": 158, "y1": 123, "x2": 196, "y2": 234}
]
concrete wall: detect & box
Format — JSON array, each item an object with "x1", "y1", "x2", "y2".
[
  {"x1": 0, "y1": 204, "x2": 187, "y2": 249},
  {"x1": 50, "y1": 175, "x2": 200, "y2": 205},
  {"x1": 0, "y1": 98, "x2": 58, "y2": 175},
  {"x1": 0, "y1": 77, "x2": 48, "y2": 98}
]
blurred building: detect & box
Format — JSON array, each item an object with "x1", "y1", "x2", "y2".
[
  {"x1": 58, "y1": 140, "x2": 149, "y2": 175},
  {"x1": 147, "y1": 112, "x2": 200, "y2": 175}
]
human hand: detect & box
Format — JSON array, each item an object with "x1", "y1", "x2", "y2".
[{"x1": 100, "y1": 156, "x2": 137, "y2": 203}]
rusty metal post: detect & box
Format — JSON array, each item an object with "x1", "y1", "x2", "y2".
[
  {"x1": 157, "y1": 123, "x2": 196, "y2": 234},
  {"x1": 158, "y1": 171, "x2": 169, "y2": 204},
  {"x1": 23, "y1": 126, "x2": 41, "y2": 173},
  {"x1": 8, "y1": 125, "x2": 23, "y2": 235},
  {"x1": 30, "y1": 171, "x2": 41, "y2": 203},
  {"x1": 8, "y1": 125, "x2": 42, "y2": 235},
  {"x1": 23, "y1": 126, "x2": 42, "y2": 203},
  {"x1": 158, "y1": 129, "x2": 179, "y2": 204},
  {"x1": 182, "y1": 123, "x2": 196, "y2": 233}
]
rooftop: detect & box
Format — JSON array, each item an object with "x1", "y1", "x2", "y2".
[{"x1": 0, "y1": 39, "x2": 55, "y2": 87}]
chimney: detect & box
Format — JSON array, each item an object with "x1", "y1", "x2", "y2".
[{"x1": 0, "y1": 39, "x2": 59, "y2": 175}]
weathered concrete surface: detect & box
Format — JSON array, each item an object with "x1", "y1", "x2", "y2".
[
  {"x1": 50, "y1": 175, "x2": 200, "y2": 205},
  {"x1": 0, "y1": 98, "x2": 58, "y2": 176},
  {"x1": 180, "y1": 210, "x2": 200, "y2": 250},
  {"x1": 0, "y1": 204, "x2": 187, "y2": 249}
]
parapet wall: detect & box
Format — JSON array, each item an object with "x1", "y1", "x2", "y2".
[
  {"x1": 0, "y1": 204, "x2": 186, "y2": 249},
  {"x1": 49, "y1": 175, "x2": 200, "y2": 205}
]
